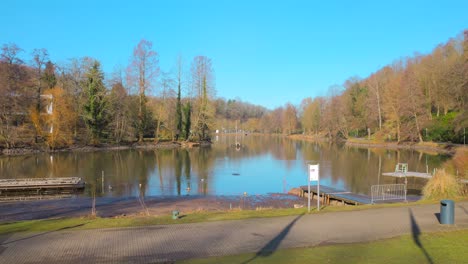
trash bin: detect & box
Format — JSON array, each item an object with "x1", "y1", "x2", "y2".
[
  {"x1": 172, "y1": 210, "x2": 179, "y2": 220},
  {"x1": 440, "y1": 200, "x2": 454, "y2": 225}
]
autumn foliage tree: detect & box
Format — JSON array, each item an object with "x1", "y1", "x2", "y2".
[{"x1": 43, "y1": 87, "x2": 77, "y2": 149}]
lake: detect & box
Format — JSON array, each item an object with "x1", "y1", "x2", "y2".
[{"x1": 0, "y1": 135, "x2": 449, "y2": 198}]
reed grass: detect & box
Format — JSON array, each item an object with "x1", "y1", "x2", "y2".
[{"x1": 423, "y1": 169, "x2": 462, "y2": 200}]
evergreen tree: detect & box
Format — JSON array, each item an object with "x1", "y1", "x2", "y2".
[
  {"x1": 183, "y1": 102, "x2": 191, "y2": 140},
  {"x1": 83, "y1": 61, "x2": 108, "y2": 144},
  {"x1": 42, "y1": 61, "x2": 57, "y2": 89},
  {"x1": 175, "y1": 81, "x2": 183, "y2": 140}
]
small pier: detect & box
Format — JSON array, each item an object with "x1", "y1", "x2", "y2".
[
  {"x1": 0, "y1": 177, "x2": 85, "y2": 193},
  {"x1": 300, "y1": 185, "x2": 373, "y2": 205},
  {"x1": 383, "y1": 171, "x2": 468, "y2": 184},
  {"x1": 382, "y1": 171, "x2": 432, "y2": 179}
]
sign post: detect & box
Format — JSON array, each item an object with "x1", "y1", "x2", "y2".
[{"x1": 308, "y1": 164, "x2": 320, "y2": 212}]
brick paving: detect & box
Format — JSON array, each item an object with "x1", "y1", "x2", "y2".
[{"x1": 0, "y1": 202, "x2": 467, "y2": 263}]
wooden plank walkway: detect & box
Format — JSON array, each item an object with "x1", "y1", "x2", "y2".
[
  {"x1": 300, "y1": 185, "x2": 373, "y2": 205},
  {"x1": 0, "y1": 177, "x2": 85, "y2": 191}
]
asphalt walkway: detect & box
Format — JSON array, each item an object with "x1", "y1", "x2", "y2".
[{"x1": 1, "y1": 202, "x2": 467, "y2": 263}]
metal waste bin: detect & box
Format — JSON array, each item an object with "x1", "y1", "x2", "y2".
[
  {"x1": 440, "y1": 200, "x2": 454, "y2": 225},
  {"x1": 172, "y1": 210, "x2": 179, "y2": 220}
]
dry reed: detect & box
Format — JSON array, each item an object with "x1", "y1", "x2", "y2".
[{"x1": 423, "y1": 169, "x2": 462, "y2": 200}]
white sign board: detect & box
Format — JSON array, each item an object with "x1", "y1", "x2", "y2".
[{"x1": 309, "y1": 164, "x2": 319, "y2": 181}]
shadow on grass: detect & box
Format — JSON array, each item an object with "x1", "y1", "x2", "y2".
[
  {"x1": 409, "y1": 208, "x2": 433, "y2": 264},
  {"x1": 242, "y1": 214, "x2": 303, "y2": 264},
  {"x1": 0, "y1": 223, "x2": 87, "y2": 246}
]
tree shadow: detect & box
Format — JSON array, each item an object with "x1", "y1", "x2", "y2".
[
  {"x1": 0, "y1": 233, "x2": 13, "y2": 255},
  {"x1": 458, "y1": 205, "x2": 468, "y2": 215},
  {"x1": 409, "y1": 208, "x2": 433, "y2": 264},
  {"x1": 243, "y1": 214, "x2": 303, "y2": 264},
  {"x1": 0, "y1": 223, "x2": 87, "y2": 246}
]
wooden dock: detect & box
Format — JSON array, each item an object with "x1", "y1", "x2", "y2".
[
  {"x1": 0, "y1": 177, "x2": 85, "y2": 192},
  {"x1": 382, "y1": 171, "x2": 468, "y2": 184},
  {"x1": 382, "y1": 172, "x2": 432, "y2": 179},
  {"x1": 300, "y1": 185, "x2": 373, "y2": 205}
]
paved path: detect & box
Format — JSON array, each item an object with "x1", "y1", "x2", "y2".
[{"x1": 1, "y1": 202, "x2": 467, "y2": 263}]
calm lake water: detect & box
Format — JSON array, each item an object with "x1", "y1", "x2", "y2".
[{"x1": 0, "y1": 135, "x2": 449, "y2": 197}]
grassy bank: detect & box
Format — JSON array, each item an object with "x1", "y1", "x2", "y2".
[
  {"x1": 0, "y1": 199, "x2": 455, "y2": 235},
  {"x1": 0, "y1": 208, "x2": 306, "y2": 234},
  {"x1": 182, "y1": 229, "x2": 468, "y2": 264}
]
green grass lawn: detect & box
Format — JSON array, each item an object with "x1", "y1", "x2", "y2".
[{"x1": 181, "y1": 229, "x2": 468, "y2": 264}]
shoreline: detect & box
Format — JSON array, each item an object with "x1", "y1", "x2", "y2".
[
  {"x1": 2, "y1": 133, "x2": 464, "y2": 156},
  {"x1": 0, "y1": 141, "x2": 203, "y2": 156},
  {"x1": 0, "y1": 193, "x2": 306, "y2": 222},
  {"x1": 288, "y1": 134, "x2": 462, "y2": 155}
]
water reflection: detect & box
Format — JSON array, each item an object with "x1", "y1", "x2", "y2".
[{"x1": 0, "y1": 135, "x2": 449, "y2": 197}]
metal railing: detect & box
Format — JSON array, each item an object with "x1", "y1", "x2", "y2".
[{"x1": 371, "y1": 184, "x2": 407, "y2": 204}]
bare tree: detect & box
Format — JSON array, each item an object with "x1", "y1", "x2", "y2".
[
  {"x1": 31, "y1": 49, "x2": 49, "y2": 111},
  {"x1": 191, "y1": 56, "x2": 215, "y2": 141},
  {"x1": 367, "y1": 71, "x2": 384, "y2": 131},
  {"x1": 152, "y1": 71, "x2": 175, "y2": 141},
  {"x1": 30, "y1": 48, "x2": 49, "y2": 142},
  {"x1": 126, "y1": 39, "x2": 159, "y2": 142},
  {"x1": 282, "y1": 103, "x2": 298, "y2": 135},
  {"x1": 0, "y1": 43, "x2": 29, "y2": 148},
  {"x1": 108, "y1": 67, "x2": 133, "y2": 143},
  {"x1": 57, "y1": 57, "x2": 95, "y2": 139},
  {"x1": 0, "y1": 43, "x2": 23, "y2": 64},
  {"x1": 401, "y1": 62, "x2": 426, "y2": 142},
  {"x1": 382, "y1": 63, "x2": 405, "y2": 142}
]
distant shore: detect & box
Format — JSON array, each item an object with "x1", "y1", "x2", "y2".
[
  {"x1": 288, "y1": 134, "x2": 463, "y2": 155},
  {"x1": 2, "y1": 133, "x2": 464, "y2": 156},
  {"x1": 0, "y1": 141, "x2": 206, "y2": 156}
]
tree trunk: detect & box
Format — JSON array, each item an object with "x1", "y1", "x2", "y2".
[
  {"x1": 376, "y1": 89, "x2": 382, "y2": 130},
  {"x1": 138, "y1": 94, "x2": 144, "y2": 143},
  {"x1": 154, "y1": 119, "x2": 160, "y2": 143},
  {"x1": 414, "y1": 113, "x2": 423, "y2": 142},
  {"x1": 396, "y1": 121, "x2": 401, "y2": 143}
]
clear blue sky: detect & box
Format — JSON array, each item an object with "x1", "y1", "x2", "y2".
[{"x1": 1, "y1": 0, "x2": 467, "y2": 109}]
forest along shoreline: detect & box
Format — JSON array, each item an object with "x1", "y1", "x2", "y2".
[{"x1": 288, "y1": 134, "x2": 461, "y2": 155}]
